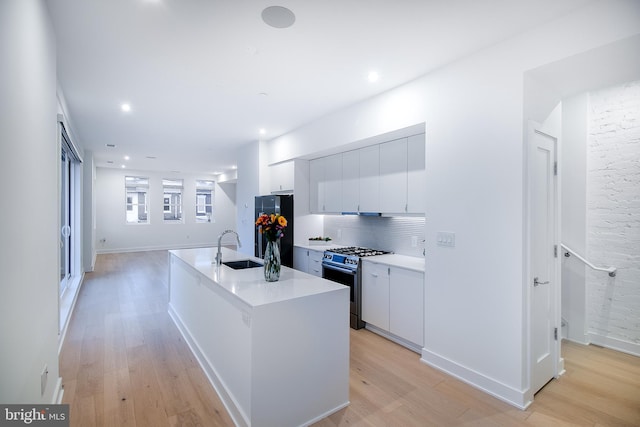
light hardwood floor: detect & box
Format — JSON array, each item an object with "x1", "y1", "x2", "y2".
[{"x1": 60, "y1": 251, "x2": 640, "y2": 426}]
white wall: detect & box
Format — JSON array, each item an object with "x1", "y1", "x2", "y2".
[
  {"x1": 264, "y1": 0, "x2": 640, "y2": 408},
  {"x1": 236, "y1": 141, "x2": 261, "y2": 257},
  {"x1": 0, "y1": 0, "x2": 62, "y2": 403},
  {"x1": 95, "y1": 168, "x2": 236, "y2": 252},
  {"x1": 83, "y1": 151, "x2": 97, "y2": 271},
  {"x1": 561, "y1": 94, "x2": 589, "y2": 344},
  {"x1": 587, "y1": 80, "x2": 640, "y2": 355}
]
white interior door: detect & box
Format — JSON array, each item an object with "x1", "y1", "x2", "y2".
[{"x1": 531, "y1": 126, "x2": 558, "y2": 394}]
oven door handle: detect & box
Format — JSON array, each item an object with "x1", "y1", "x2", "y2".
[{"x1": 322, "y1": 264, "x2": 357, "y2": 276}]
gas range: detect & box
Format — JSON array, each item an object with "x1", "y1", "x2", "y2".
[
  {"x1": 321, "y1": 246, "x2": 391, "y2": 329},
  {"x1": 322, "y1": 246, "x2": 391, "y2": 271}
]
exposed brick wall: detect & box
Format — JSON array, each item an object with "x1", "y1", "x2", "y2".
[{"x1": 587, "y1": 80, "x2": 640, "y2": 347}]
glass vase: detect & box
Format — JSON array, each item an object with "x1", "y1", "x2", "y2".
[{"x1": 264, "y1": 239, "x2": 281, "y2": 282}]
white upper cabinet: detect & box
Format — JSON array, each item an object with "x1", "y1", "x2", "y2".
[
  {"x1": 323, "y1": 154, "x2": 342, "y2": 213},
  {"x1": 269, "y1": 160, "x2": 294, "y2": 193},
  {"x1": 359, "y1": 145, "x2": 380, "y2": 212},
  {"x1": 309, "y1": 158, "x2": 324, "y2": 213},
  {"x1": 341, "y1": 150, "x2": 359, "y2": 212},
  {"x1": 379, "y1": 138, "x2": 408, "y2": 213},
  {"x1": 407, "y1": 134, "x2": 426, "y2": 213},
  {"x1": 308, "y1": 132, "x2": 425, "y2": 215},
  {"x1": 309, "y1": 154, "x2": 342, "y2": 213}
]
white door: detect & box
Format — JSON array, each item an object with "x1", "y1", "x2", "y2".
[{"x1": 530, "y1": 126, "x2": 558, "y2": 394}]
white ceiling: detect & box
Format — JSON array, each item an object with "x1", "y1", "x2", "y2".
[{"x1": 47, "y1": 0, "x2": 593, "y2": 175}]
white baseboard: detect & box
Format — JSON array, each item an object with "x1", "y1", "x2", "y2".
[
  {"x1": 588, "y1": 332, "x2": 640, "y2": 357},
  {"x1": 52, "y1": 377, "x2": 64, "y2": 404},
  {"x1": 365, "y1": 324, "x2": 422, "y2": 354},
  {"x1": 420, "y1": 348, "x2": 530, "y2": 410},
  {"x1": 168, "y1": 304, "x2": 250, "y2": 427}
]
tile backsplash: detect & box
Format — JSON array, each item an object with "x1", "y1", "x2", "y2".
[{"x1": 323, "y1": 215, "x2": 425, "y2": 257}]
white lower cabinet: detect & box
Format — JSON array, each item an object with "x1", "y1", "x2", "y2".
[
  {"x1": 308, "y1": 249, "x2": 324, "y2": 277},
  {"x1": 293, "y1": 246, "x2": 309, "y2": 272},
  {"x1": 362, "y1": 261, "x2": 424, "y2": 349},
  {"x1": 362, "y1": 262, "x2": 390, "y2": 330},
  {"x1": 293, "y1": 246, "x2": 324, "y2": 277},
  {"x1": 389, "y1": 267, "x2": 424, "y2": 346}
]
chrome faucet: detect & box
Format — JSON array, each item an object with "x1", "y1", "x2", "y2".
[{"x1": 215, "y1": 230, "x2": 241, "y2": 266}]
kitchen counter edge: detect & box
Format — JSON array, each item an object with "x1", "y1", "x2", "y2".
[{"x1": 362, "y1": 253, "x2": 425, "y2": 273}]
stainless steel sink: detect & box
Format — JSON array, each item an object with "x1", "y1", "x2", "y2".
[{"x1": 222, "y1": 260, "x2": 263, "y2": 270}]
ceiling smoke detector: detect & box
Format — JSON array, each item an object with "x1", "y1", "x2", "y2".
[{"x1": 261, "y1": 6, "x2": 295, "y2": 29}]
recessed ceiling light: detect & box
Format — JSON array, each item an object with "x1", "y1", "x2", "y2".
[
  {"x1": 121, "y1": 164, "x2": 126, "y2": 168},
  {"x1": 121, "y1": 103, "x2": 131, "y2": 112},
  {"x1": 261, "y1": 6, "x2": 296, "y2": 29},
  {"x1": 259, "y1": 128, "x2": 266, "y2": 135},
  {"x1": 368, "y1": 71, "x2": 380, "y2": 83},
  {"x1": 231, "y1": 165, "x2": 237, "y2": 170},
  {"x1": 124, "y1": 155, "x2": 130, "y2": 160}
]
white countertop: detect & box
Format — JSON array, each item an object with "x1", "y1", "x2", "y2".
[
  {"x1": 170, "y1": 247, "x2": 347, "y2": 307},
  {"x1": 362, "y1": 253, "x2": 425, "y2": 273}
]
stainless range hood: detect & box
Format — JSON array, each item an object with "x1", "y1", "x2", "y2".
[{"x1": 341, "y1": 211, "x2": 381, "y2": 216}]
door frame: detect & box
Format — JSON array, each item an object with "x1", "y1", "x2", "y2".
[{"x1": 525, "y1": 120, "x2": 563, "y2": 404}]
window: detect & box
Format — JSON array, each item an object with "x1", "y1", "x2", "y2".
[
  {"x1": 60, "y1": 124, "x2": 81, "y2": 297},
  {"x1": 196, "y1": 180, "x2": 215, "y2": 223},
  {"x1": 163, "y1": 178, "x2": 183, "y2": 223},
  {"x1": 125, "y1": 176, "x2": 149, "y2": 224}
]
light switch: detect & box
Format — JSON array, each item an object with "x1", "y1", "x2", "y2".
[{"x1": 436, "y1": 232, "x2": 455, "y2": 247}]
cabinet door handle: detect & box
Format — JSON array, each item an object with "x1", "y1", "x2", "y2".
[{"x1": 371, "y1": 273, "x2": 378, "y2": 278}]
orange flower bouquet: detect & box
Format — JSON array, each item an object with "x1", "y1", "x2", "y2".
[{"x1": 255, "y1": 213, "x2": 288, "y2": 242}]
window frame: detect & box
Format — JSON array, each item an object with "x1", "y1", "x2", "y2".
[
  {"x1": 195, "y1": 179, "x2": 215, "y2": 223},
  {"x1": 125, "y1": 176, "x2": 150, "y2": 224},
  {"x1": 162, "y1": 178, "x2": 184, "y2": 223}
]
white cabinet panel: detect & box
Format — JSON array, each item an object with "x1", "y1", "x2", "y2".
[
  {"x1": 362, "y1": 260, "x2": 424, "y2": 348},
  {"x1": 341, "y1": 150, "x2": 359, "y2": 212},
  {"x1": 293, "y1": 246, "x2": 308, "y2": 272},
  {"x1": 362, "y1": 262, "x2": 389, "y2": 330},
  {"x1": 389, "y1": 267, "x2": 424, "y2": 346},
  {"x1": 379, "y1": 138, "x2": 408, "y2": 213},
  {"x1": 270, "y1": 161, "x2": 294, "y2": 193},
  {"x1": 308, "y1": 133, "x2": 425, "y2": 215},
  {"x1": 308, "y1": 249, "x2": 324, "y2": 277},
  {"x1": 309, "y1": 158, "x2": 324, "y2": 213},
  {"x1": 359, "y1": 145, "x2": 380, "y2": 212},
  {"x1": 407, "y1": 134, "x2": 426, "y2": 213},
  {"x1": 293, "y1": 246, "x2": 324, "y2": 277},
  {"x1": 323, "y1": 154, "x2": 342, "y2": 213},
  {"x1": 309, "y1": 155, "x2": 341, "y2": 213}
]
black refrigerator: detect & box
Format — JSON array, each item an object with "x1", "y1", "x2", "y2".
[{"x1": 254, "y1": 195, "x2": 294, "y2": 268}]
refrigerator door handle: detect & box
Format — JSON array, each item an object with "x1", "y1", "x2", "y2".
[{"x1": 258, "y1": 229, "x2": 263, "y2": 259}]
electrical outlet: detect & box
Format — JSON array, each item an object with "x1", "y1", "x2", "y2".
[{"x1": 41, "y1": 364, "x2": 48, "y2": 396}]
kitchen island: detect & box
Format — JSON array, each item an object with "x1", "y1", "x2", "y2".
[{"x1": 168, "y1": 247, "x2": 350, "y2": 427}]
